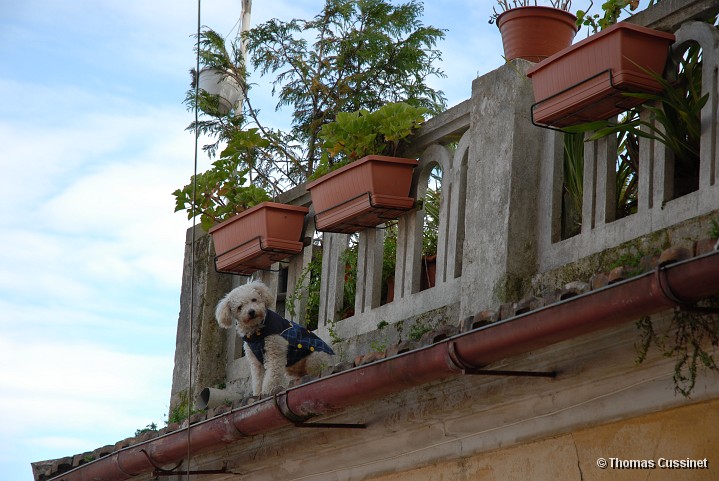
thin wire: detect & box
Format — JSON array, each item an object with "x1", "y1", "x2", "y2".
[
  {"x1": 188, "y1": 0, "x2": 202, "y2": 478},
  {"x1": 225, "y1": 15, "x2": 242, "y2": 41}
]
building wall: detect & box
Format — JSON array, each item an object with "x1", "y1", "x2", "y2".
[{"x1": 368, "y1": 397, "x2": 718, "y2": 481}]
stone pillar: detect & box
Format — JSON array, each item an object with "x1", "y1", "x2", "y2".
[
  {"x1": 460, "y1": 60, "x2": 548, "y2": 319},
  {"x1": 169, "y1": 225, "x2": 233, "y2": 416}
]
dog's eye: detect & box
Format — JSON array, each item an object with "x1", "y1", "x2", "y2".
[
  {"x1": 237, "y1": 305, "x2": 242, "y2": 312},
  {"x1": 251, "y1": 298, "x2": 257, "y2": 302}
]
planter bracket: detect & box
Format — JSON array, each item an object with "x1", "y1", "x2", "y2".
[
  {"x1": 214, "y1": 235, "x2": 293, "y2": 276},
  {"x1": 530, "y1": 68, "x2": 639, "y2": 132},
  {"x1": 314, "y1": 191, "x2": 415, "y2": 234}
]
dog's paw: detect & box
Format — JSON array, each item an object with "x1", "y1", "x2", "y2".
[{"x1": 260, "y1": 384, "x2": 285, "y2": 398}]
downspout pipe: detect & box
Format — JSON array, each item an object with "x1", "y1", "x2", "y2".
[
  {"x1": 196, "y1": 388, "x2": 246, "y2": 410},
  {"x1": 53, "y1": 251, "x2": 719, "y2": 481}
]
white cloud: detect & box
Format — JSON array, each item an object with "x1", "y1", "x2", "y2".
[
  {"x1": 0, "y1": 74, "x2": 188, "y2": 478},
  {"x1": 0, "y1": 338, "x2": 172, "y2": 470}
]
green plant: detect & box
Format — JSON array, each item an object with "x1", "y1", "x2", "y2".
[
  {"x1": 489, "y1": 0, "x2": 573, "y2": 24},
  {"x1": 575, "y1": 0, "x2": 644, "y2": 33},
  {"x1": 562, "y1": 121, "x2": 641, "y2": 238},
  {"x1": 176, "y1": 0, "x2": 447, "y2": 228},
  {"x1": 370, "y1": 340, "x2": 388, "y2": 352},
  {"x1": 408, "y1": 316, "x2": 434, "y2": 341},
  {"x1": 562, "y1": 35, "x2": 709, "y2": 234},
  {"x1": 562, "y1": 132, "x2": 585, "y2": 238},
  {"x1": 570, "y1": 43, "x2": 706, "y2": 198},
  {"x1": 636, "y1": 297, "x2": 719, "y2": 397},
  {"x1": 172, "y1": 130, "x2": 272, "y2": 230},
  {"x1": 615, "y1": 128, "x2": 639, "y2": 218},
  {"x1": 315, "y1": 102, "x2": 429, "y2": 177},
  {"x1": 421, "y1": 166, "x2": 442, "y2": 257},
  {"x1": 134, "y1": 422, "x2": 158, "y2": 437},
  {"x1": 710, "y1": 218, "x2": 719, "y2": 239},
  {"x1": 168, "y1": 390, "x2": 203, "y2": 424},
  {"x1": 286, "y1": 251, "x2": 323, "y2": 330}
]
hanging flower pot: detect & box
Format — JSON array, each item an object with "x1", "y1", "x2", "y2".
[
  {"x1": 526, "y1": 22, "x2": 676, "y2": 128},
  {"x1": 496, "y1": 6, "x2": 578, "y2": 63},
  {"x1": 197, "y1": 68, "x2": 243, "y2": 115},
  {"x1": 306, "y1": 155, "x2": 418, "y2": 233},
  {"x1": 208, "y1": 202, "x2": 309, "y2": 274}
]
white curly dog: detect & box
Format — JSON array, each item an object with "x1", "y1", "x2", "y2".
[{"x1": 215, "y1": 281, "x2": 334, "y2": 397}]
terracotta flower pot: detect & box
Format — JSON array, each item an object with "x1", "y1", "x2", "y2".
[
  {"x1": 208, "y1": 202, "x2": 309, "y2": 274},
  {"x1": 526, "y1": 22, "x2": 676, "y2": 128},
  {"x1": 306, "y1": 155, "x2": 418, "y2": 233},
  {"x1": 198, "y1": 68, "x2": 242, "y2": 115},
  {"x1": 497, "y1": 6, "x2": 578, "y2": 63}
]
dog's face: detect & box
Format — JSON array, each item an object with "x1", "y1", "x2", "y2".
[{"x1": 216, "y1": 281, "x2": 274, "y2": 336}]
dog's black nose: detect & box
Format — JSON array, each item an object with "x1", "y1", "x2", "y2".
[{"x1": 248, "y1": 309, "x2": 255, "y2": 318}]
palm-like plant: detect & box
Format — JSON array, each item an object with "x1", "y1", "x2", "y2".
[{"x1": 561, "y1": 40, "x2": 708, "y2": 236}]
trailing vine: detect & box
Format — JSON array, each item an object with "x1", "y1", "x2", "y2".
[{"x1": 636, "y1": 297, "x2": 719, "y2": 397}]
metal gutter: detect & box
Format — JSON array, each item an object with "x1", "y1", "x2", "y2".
[{"x1": 53, "y1": 250, "x2": 719, "y2": 481}]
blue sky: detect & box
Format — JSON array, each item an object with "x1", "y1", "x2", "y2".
[{"x1": 0, "y1": 0, "x2": 596, "y2": 479}]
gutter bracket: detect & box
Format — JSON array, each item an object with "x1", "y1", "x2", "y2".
[
  {"x1": 274, "y1": 393, "x2": 367, "y2": 430},
  {"x1": 293, "y1": 421, "x2": 367, "y2": 429},
  {"x1": 655, "y1": 262, "x2": 719, "y2": 314},
  {"x1": 447, "y1": 341, "x2": 557, "y2": 378},
  {"x1": 152, "y1": 466, "x2": 229, "y2": 477},
  {"x1": 140, "y1": 450, "x2": 228, "y2": 477}
]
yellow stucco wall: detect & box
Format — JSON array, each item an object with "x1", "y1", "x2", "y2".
[{"x1": 370, "y1": 398, "x2": 719, "y2": 481}]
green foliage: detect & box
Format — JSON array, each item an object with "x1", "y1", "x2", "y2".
[
  {"x1": 408, "y1": 316, "x2": 433, "y2": 340},
  {"x1": 371, "y1": 342, "x2": 387, "y2": 353},
  {"x1": 168, "y1": 390, "x2": 203, "y2": 424},
  {"x1": 562, "y1": 38, "x2": 707, "y2": 234},
  {"x1": 710, "y1": 218, "x2": 719, "y2": 239},
  {"x1": 246, "y1": 0, "x2": 446, "y2": 161},
  {"x1": 575, "y1": 0, "x2": 642, "y2": 33},
  {"x1": 339, "y1": 235, "x2": 360, "y2": 319},
  {"x1": 421, "y1": 166, "x2": 442, "y2": 257},
  {"x1": 562, "y1": 132, "x2": 585, "y2": 237},
  {"x1": 315, "y1": 102, "x2": 429, "y2": 176},
  {"x1": 563, "y1": 120, "x2": 642, "y2": 239},
  {"x1": 134, "y1": 422, "x2": 158, "y2": 437},
  {"x1": 172, "y1": 133, "x2": 272, "y2": 231},
  {"x1": 286, "y1": 251, "x2": 324, "y2": 330},
  {"x1": 570, "y1": 45, "x2": 706, "y2": 193},
  {"x1": 184, "y1": 29, "x2": 247, "y2": 158},
  {"x1": 177, "y1": 1, "x2": 447, "y2": 224},
  {"x1": 615, "y1": 129, "x2": 639, "y2": 217},
  {"x1": 635, "y1": 297, "x2": 719, "y2": 397}
]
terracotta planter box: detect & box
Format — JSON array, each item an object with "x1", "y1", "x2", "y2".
[
  {"x1": 497, "y1": 6, "x2": 577, "y2": 63},
  {"x1": 306, "y1": 155, "x2": 418, "y2": 233},
  {"x1": 208, "y1": 202, "x2": 309, "y2": 274},
  {"x1": 527, "y1": 22, "x2": 675, "y2": 128}
]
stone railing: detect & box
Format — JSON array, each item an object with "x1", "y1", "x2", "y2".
[
  {"x1": 171, "y1": 0, "x2": 719, "y2": 404},
  {"x1": 537, "y1": 17, "x2": 719, "y2": 273}
]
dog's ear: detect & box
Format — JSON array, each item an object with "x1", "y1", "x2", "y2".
[
  {"x1": 248, "y1": 281, "x2": 275, "y2": 308},
  {"x1": 252, "y1": 281, "x2": 275, "y2": 308},
  {"x1": 215, "y1": 293, "x2": 233, "y2": 329}
]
